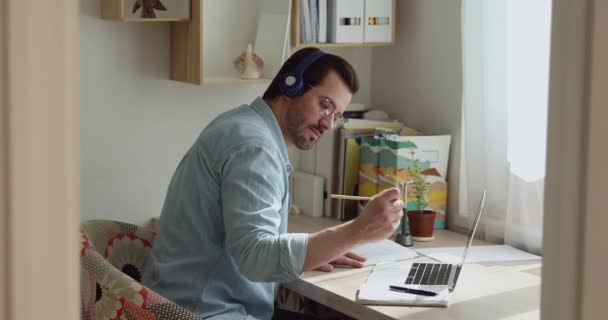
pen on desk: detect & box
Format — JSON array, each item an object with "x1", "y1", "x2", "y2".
[
  {"x1": 330, "y1": 194, "x2": 372, "y2": 201},
  {"x1": 389, "y1": 285, "x2": 438, "y2": 297}
]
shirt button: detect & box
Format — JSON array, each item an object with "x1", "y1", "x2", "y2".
[{"x1": 286, "y1": 164, "x2": 293, "y2": 173}]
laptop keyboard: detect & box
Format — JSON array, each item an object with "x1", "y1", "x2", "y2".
[{"x1": 405, "y1": 263, "x2": 452, "y2": 285}]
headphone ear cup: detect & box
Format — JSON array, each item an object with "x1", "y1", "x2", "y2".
[
  {"x1": 279, "y1": 50, "x2": 326, "y2": 97},
  {"x1": 280, "y1": 73, "x2": 302, "y2": 97}
]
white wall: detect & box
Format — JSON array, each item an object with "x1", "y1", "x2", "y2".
[
  {"x1": 370, "y1": 0, "x2": 463, "y2": 227},
  {"x1": 80, "y1": 0, "x2": 370, "y2": 225}
]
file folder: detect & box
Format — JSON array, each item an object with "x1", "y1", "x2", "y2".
[
  {"x1": 364, "y1": 0, "x2": 393, "y2": 43},
  {"x1": 328, "y1": 0, "x2": 365, "y2": 43}
]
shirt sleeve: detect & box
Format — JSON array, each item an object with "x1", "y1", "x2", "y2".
[{"x1": 219, "y1": 143, "x2": 308, "y2": 283}]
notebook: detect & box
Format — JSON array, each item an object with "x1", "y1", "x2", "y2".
[{"x1": 356, "y1": 190, "x2": 487, "y2": 307}]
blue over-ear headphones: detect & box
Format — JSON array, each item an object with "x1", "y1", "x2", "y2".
[{"x1": 279, "y1": 50, "x2": 327, "y2": 97}]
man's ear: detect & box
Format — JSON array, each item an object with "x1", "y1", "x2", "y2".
[{"x1": 280, "y1": 95, "x2": 293, "y2": 104}]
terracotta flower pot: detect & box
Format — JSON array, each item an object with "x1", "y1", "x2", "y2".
[{"x1": 407, "y1": 210, "x2": 436, "y2": 241}]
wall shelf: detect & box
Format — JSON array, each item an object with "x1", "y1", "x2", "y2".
[
  {"x1": 171, "y1": 0, "x2": 291, "y2": 85},
  {"x1": 167, "y1": 0, "x2": 396, "y2": 85}
]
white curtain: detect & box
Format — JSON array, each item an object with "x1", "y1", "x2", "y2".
[{"x1": 460, "y1": 0, "x2": 552, "y2": 254}]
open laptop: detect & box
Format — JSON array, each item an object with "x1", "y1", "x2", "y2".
[
  {"x1": 401, "y1": 189, "x2": 487, "y2": 292},
  {"x1": 355, "y1": 190, "x2": 488, "y2": 306}
]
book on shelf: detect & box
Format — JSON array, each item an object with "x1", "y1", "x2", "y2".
[
  {"x1": 299, "y1": 0, "x2": 329, "y2": 44},
  {"x1": 299, "y1": 0, "x2": 312, "y2": 43},
  {"x1": 318, "y1": 0, "x2": 328, "y2": 43},
  {"x1": 309, "y1": 0, "x2": 318, "y2": 43}
]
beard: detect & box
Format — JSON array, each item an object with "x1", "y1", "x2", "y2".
[
  {"x1": 285, "y1": 107, "x2": 323, "y2": 150},
  {"x1": 293, "y1": 128, "x2": 316, "y2": 150}
]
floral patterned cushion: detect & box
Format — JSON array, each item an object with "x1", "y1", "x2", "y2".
[{"x1": 80, "y1": 220, "x2": 201, "y2": 320}]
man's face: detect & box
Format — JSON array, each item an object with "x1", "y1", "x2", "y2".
[{"x1": 285, "y1": 71, "x2": 352, "y2": 150}]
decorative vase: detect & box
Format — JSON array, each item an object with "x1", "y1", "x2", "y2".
[
  {"x1": 233, "y1": 43, "x2": 263, "y2": 79},
  {"x1": 407, "y1": 210, "x2": 436, "y2": 241}
]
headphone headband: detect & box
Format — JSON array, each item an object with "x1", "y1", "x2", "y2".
[{"x1": 279, "y1": 50, "x2": 326, "y2": 97}]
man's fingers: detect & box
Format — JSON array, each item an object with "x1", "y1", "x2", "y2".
[
  {"x1": 332, "y1": 256, "x2": 365, "y2": 268},
  {"x1": 392, "y1": 218, "x2": 402, "y2": 230},
  {"x1": 374, "y1": 187, "x2": 400, "y2": 202},
  {"x1": 315, "y1": 264, "x2": 334, "y2": 272},
  {"x1": 344, "y1": 251, "x2": 367, "y2": 262},
  {"x1": 392, "y1": 210, "x2": 404, "y2": 224},
  {"x1": 391, "y1": 200, "x2": 405, "y2": 211}
]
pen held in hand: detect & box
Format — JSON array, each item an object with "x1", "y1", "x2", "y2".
[
  {"x1": 388, "y1": 285, "x2": 438, "y2": 297},
  {"x1": 330, "y1": 194, "x2": 372, "y2": 201}
]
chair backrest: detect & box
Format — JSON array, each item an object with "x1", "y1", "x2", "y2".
[
  {"x1": 80, "y1": 219, "x2": 200, "y2": 320},
  {"x1": 81, "y1": 220, "x2": 156, "y2": 282}
]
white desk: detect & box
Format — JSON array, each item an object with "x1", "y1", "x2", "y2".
[{"x1": 286, "y1": 215, "x2": 541, "y2": 320}]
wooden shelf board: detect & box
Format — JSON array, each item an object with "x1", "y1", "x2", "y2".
[
  {"x1": 202, "y1": 77, "x2": 272, "y2": 85},
  {"x1": 294, "y1": 42, "x2": 395, "y2": 48},
  {"x1": 122, "y1": 18, "x2": 189, "y2": 22}
]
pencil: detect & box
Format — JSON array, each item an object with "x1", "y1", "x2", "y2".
[{"x1": 329, "y1": 194, "x2": 372, "y2": 201}]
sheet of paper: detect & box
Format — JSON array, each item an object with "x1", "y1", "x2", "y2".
[
  {"x1": 416, "y1": 245, "x2": 541, "y2": 264},
  {"x1": 351, "y1": 239, "x2": 418, "y2": 266},
  {"x1": 356, "y1": 262, "x2": 449, "y2": 307}
]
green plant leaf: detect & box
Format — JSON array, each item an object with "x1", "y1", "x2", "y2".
[{"x1": 408, "y1": 153, "x2": 430, "y2": 213}]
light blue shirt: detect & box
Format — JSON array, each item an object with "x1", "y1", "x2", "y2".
[{"x1": 142, "y1": 98, "x2": 309, "y2": 320}]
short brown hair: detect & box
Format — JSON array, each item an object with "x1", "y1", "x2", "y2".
[{"x1": 262, "y1": 47, "x2": 359, "y2": 100}]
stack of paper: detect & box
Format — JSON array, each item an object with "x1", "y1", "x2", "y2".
[
  {"x1": 416, "y1": 245, "x2": 541, "y2": 264},
  {"x1": 356, "y1": 263, "x2": 449, "y2": 307},
  {"x1": 351, "y1": 239, "x2": 418, "y2": 266}
]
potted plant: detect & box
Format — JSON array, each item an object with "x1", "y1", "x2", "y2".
[{"x1": 406, "y1": 157, "x2": 437, "y2": 241}]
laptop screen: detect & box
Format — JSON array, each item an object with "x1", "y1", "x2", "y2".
[{"x1": 458, "y1": 190, "x2": 487, "y2": 267}]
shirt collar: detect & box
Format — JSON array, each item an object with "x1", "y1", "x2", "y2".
[{"x1": 249, "y1": 97, "x2": 293, "y2": 174}]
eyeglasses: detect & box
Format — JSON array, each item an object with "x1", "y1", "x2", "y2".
[
  {"x1": 307, "y1": 84, "x2": 345, "y2": 127},
  {"x1": 319, "y1": 97, "x2": 345, "y2": 127}
]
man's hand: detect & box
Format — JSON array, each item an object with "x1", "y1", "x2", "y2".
[
  {"x1": 351, "y1": 187, "x2": 404, "y2": 243},
  {"x1": 314, "y1": 251, "x2": 367, "y2": 272},
  {"x1": 302, "y1": 188, "x2": 403, "y2": 272}
]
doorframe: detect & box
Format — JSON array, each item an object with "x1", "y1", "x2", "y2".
[
  {"x1": 541, "y1": 0, "x2": 605, "y2": 319},
  {"x1": 0, "y1": 0, "x2": 8, "y2": 315},
  {"x1": 0, "y1": 1, "x2": 79, "y2": 319},
  {"x1": 578, "y1": 0, "x2": 606, "y2": 318}
]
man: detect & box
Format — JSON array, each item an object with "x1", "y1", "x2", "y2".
[{"x1": 141, "y1": 48, "x2": 404, "y2": 320}]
